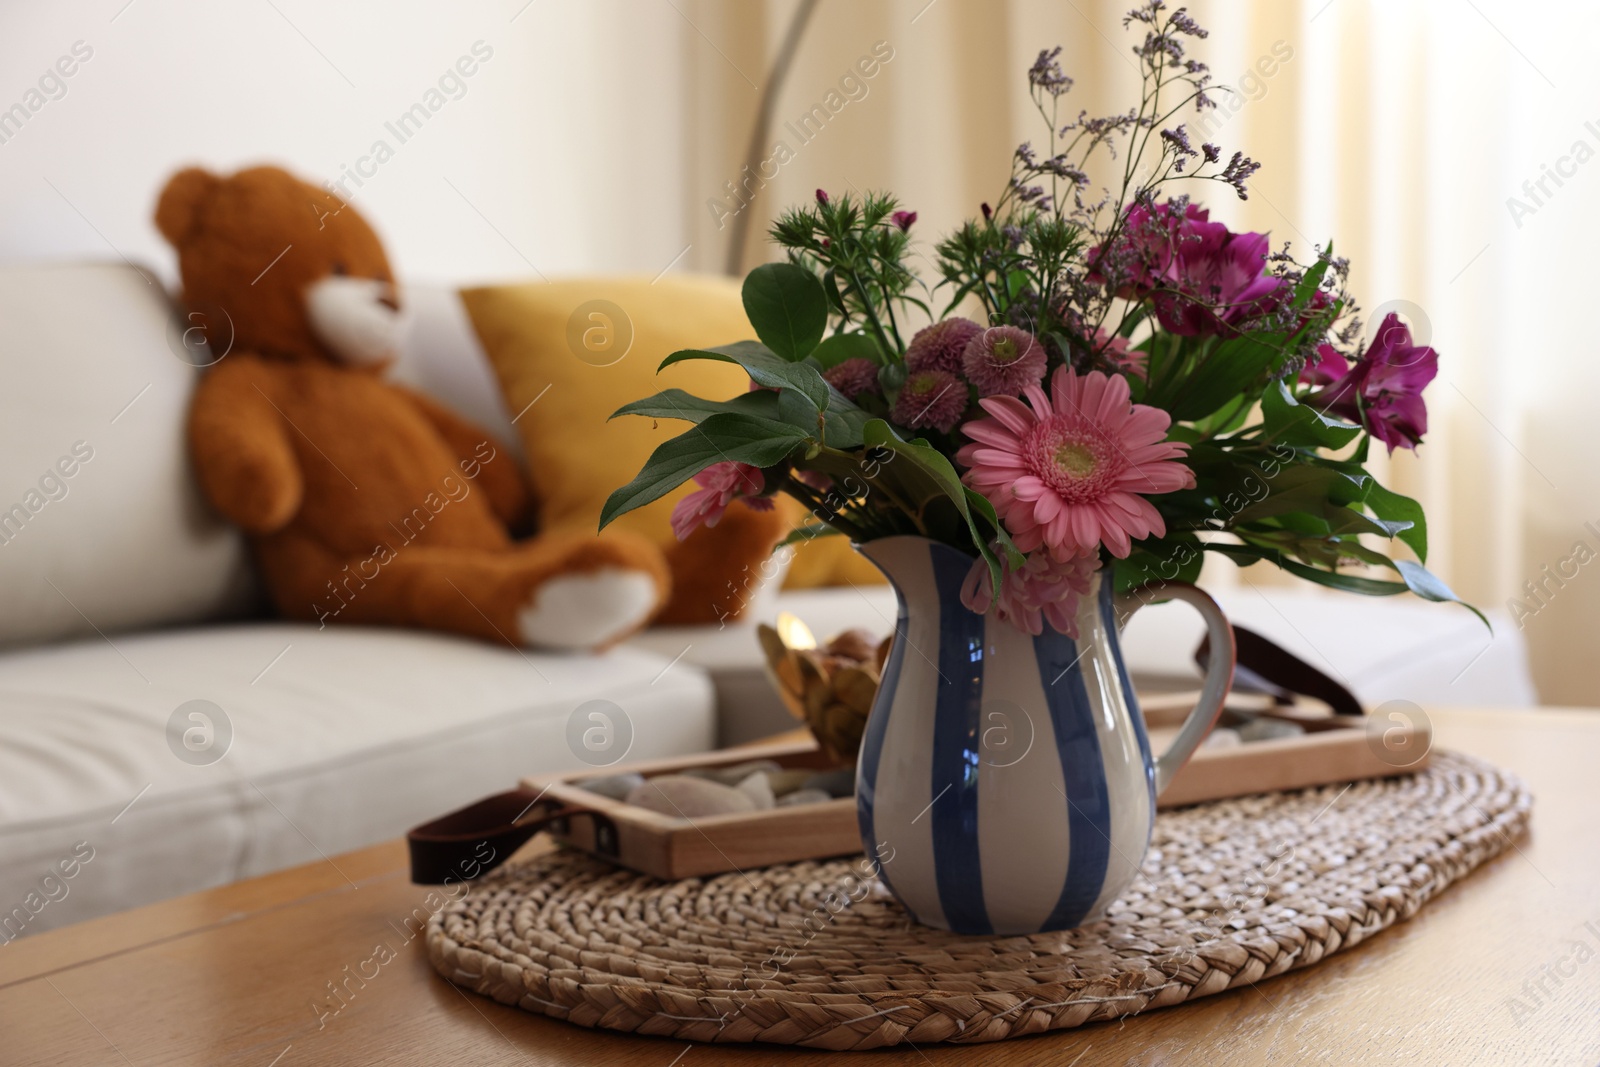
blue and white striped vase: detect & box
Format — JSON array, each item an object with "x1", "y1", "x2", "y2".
[{"x1": 854, "y1": 536, "x2": 1236, "y2": 936}]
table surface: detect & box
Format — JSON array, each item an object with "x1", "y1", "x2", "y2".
[{"x1": 3, "y1": 707, "x2": 1598, "y2": 1067}]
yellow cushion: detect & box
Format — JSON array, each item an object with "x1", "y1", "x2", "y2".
[{"x1": 459, "y1": 275, "x2": 883, "y2": 588}]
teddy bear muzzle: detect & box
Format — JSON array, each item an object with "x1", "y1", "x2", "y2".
[{"x1": 305, "y1": 274, "x2": 406, "y2": 366}]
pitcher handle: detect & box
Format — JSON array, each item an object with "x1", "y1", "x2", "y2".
[{"x1": 1113, "y1": 582, "x2": 1236, "y2": 796}]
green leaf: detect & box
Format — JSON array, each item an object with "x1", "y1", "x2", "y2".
[
  {"x1": 1365, "y1": 480, "x2": 1428, "y2": 562},
  {"x1": 862, "y1": 420, "x2": 966, "y2": 506},
  {"x1": 777, "y1": 522, "x2": 841, "y2": 550},
  {"x1": 810, "y1": 331, "x2": 883, "y2": 369},
  {"x1": 860, "y1": 420, "x2": 1002, "y2": 588},
  {"x1": 742, "y1": 262, "x2": 828, "y2": 361},
  {"x1": 820, "y1": 269, "x2": 848, "y2": 316},
  {"x1": 1206, "y1": 540, "x2": 1488, "y2": 626},
  {"x1": 1116, "y1": 533, "x2": 1204, "y2": 592},
  {"x1": 599, "y1": 412, "x2": 807, "y2": 529},
  {"x1": 1394, "y1": 560, "x2": 1488, "y2": 626},
  {"x1": 1230, "y1": 465, "x2": 1354, "y2": 525},
  {"x1": 1261, "y1": 380, "x2": 1362, "y2": 450},
  {"x1": 822, "y1": 391, "x2": 873, "y2": 449},
  {"x1": 611, "y1": 388, "x2": 780, "y2": 424},
  {"x1": 660, "y1": 341, "x2": 830, "y2": 413},
  {"x1": 1165, "y1": 333, "x2": 1291, "y2": 421},
  {"x1": 1291, "y1": 251, "x2": 1331, "y2": 313},
  {"x1": 964, "y1": 489, "x2": 1024, "y2": 568},
  {"x1": 1207, "y1": 541, "x2": 1410, "y2": 595}
]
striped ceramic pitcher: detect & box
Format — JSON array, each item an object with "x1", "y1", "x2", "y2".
[{"x1": 854, "y1": 536, "x2": 1234, "y2": 936}]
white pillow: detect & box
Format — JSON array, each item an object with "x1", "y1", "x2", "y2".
[{"x1": 0, "y1": 262, "x2": 255, "y2": 647}]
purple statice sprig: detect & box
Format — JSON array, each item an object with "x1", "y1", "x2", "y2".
[
  {"x1": 1216, "y1": 150, "x2": 1262, "y2": 200},
  {"x1": 1027, "y1": 46, "x2": 1073, "y2": 98}
]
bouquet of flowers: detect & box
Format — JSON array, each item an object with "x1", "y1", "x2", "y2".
[{"x1": 603, "y1": 1, "x2": 1478, "y2": 636}]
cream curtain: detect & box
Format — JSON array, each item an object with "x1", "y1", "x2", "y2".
[{"x1": 670, "y1": 0, "x2": 1597, "y2": 705}]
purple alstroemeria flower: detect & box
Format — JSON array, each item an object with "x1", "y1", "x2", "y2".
[
  {"x1": 1307, "y1": 313, "x2": 1438, "y2": 452},
  {"x1": 1090, "y1": 201, "x2": 1280, "y2": 336},
  {"x1": 1299, "y1": 342, "x2": 1350, "y2": 387}
]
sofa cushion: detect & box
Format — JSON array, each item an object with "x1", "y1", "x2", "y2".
[
  {"x1": 457, "y1": 275, "x2": 893, "y2": 593},
  {"x1": 0, "y1": 263, "x2": 256, "y2": 647},
  {"x1": 390, "y1": 283, "x2": 526, "y2": 466},
  {"x1": 0, "y1": 623, "x2": 713, "y2": 938}
]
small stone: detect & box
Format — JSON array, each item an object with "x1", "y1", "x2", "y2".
[
  {"x1": 735, "y1": 771, "x2": 776, "y2": 810},
  {"x1": 802, "y1": 768, "x2": 856, "y2": 798},
  {"x1": 574, "y1": 772, "x2": 646, "y2": 800},
  {"x1": 624, "y1": 776, "x2": 756, "y2": 818},
  {"x1": 1203, "y1": 728, "x2": 1242, "y2": 749},
  {"x1": 1237, "y1": 717, "x2": 1306, "y2": 743},
  {"x1": 763, "y1": 769, "x2": 815, "y2": 797},
  {"x1": 776, "y1": 788, "x2": 833, "y2": 807},
  {"x1": 683, "y1": 759, "x2": 783, "y2": 786}
]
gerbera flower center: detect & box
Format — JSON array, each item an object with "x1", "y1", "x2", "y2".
[
  {"x1": 1026, "y1": 417, "x2": 1122, "y2": 501},
  {"x1": 1054, "y1": 441, "x2": 1098, "y2": 477}
]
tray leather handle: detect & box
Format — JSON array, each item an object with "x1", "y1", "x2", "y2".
[
  {"x1": 407, "y1": 786, "x2": 601, "y2": 885},
  {"x1": 1197, "y1": 624, "x2": 1364, "y2": 718}
]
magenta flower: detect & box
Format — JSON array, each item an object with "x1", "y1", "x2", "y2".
[
  {"x1": 1307, "y1": 313, "x2": 1438, "y2": 453},
  {"x1": 1090, "y1": 201, "x2": 1279, "y2": 336},
  {"x1": 957, "y1": 366, "x2": 1193, "y2": 558},
  {"x1": 815, "y1": 188, "x2": 830, "y2": 206},
  {"x1": 823, "y1": 357, "x2": 881, "y2": 401},
  {"x1": 905, "y1": 317, "x2": 983, "y2": 375},
  {"x1": 960, "y1": 548, "x2": 1098, "y2": 637},
  {"x1": 893, "y1": 368, "x2": 967, "y2": 433},
  {"x1": 1298, "y1": 343, "x2": 1349, "y2": 387},
  {"x1": 961, "y1": 325, "x2": 1047, "y2": 397},
  {"x1": 669, "y1": 461, "x2": 771, "y2": 541},
  {"x1": 891, "y1": 210, "x2": 918, "y2": 232}
]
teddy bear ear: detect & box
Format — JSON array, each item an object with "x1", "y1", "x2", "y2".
[{"x1": 154, "y1": 167, "x2": 220, "y2": 246}]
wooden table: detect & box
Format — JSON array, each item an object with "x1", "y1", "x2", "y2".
[{"x1": 4, "y1": 707, "x2": 1598, "y2": 1066}]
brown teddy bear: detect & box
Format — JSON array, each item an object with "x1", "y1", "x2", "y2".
[{"x1": 156, "y1": 164, "x2": 671, "y2": 650}]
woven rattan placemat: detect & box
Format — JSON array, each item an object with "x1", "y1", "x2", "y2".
[{"x1": 427, "y1": 750, "x2": 1531, "y2": 1049}]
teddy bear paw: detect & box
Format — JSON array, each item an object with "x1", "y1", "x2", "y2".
[{"x1": 516, "y1": 568, "x2": 659, "y2": 651}]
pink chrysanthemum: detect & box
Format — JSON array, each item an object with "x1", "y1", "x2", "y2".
[
  {"x1": 959, "y1": 549, "x2": 1099, "y2": 637},
  {"x1": 956, "y1": 366, "x2": 1193, "y2": 558},
  {"x1": 823, "y1": 357, "x2": 880, "y2": 401},
  {"x1": 905, "y1": 318, "x2": 983, "y2": 375},
  {"x1": 670, "y1": 461, "x2": 771, "y2": 541},
  {"x1": 961, "y1": 325, "x2": 1047, "y2": 397},
  {"x1": 893, "y1": 369, "x2": 968, "y2": 434}
]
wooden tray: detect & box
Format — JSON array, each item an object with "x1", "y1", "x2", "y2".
[{"x1": 527, "y1": 697, "x2": 1430, "y2": 880}]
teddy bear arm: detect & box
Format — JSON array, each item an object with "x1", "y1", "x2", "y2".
[
  {"x1": 656, "y1": 500, "x2": 789, "y2": 625},
  {"x1": 188, "y1": 368, "x2": 304, "y2": 534},
  {"x1": 395, "y1": 387, "x2": 535, "y2": 534}
]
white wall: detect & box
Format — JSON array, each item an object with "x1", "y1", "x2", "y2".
[{"x1": 0, "y1": 0, "x2": 696, "y2": 288}]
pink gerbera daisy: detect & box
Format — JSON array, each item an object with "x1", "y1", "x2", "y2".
[
  {"x1": 905, "y1": 318, "x2": 983, "y2": 375},
  {"x1": 959, "y1": 548, "x2": 1099, "y2": 637},
  {"x1": 961, "y1": 325, "x2": 1047, "y2": 397},
  {"x1": 670, "y1": 461, "x2": 771, "y2": 541},
  {"x1": 893, "y1": 368, "x2": 968, "y2": 433},
  {"x1": 956, "y1": 367, "x2": 1193, "y2": 558}
]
